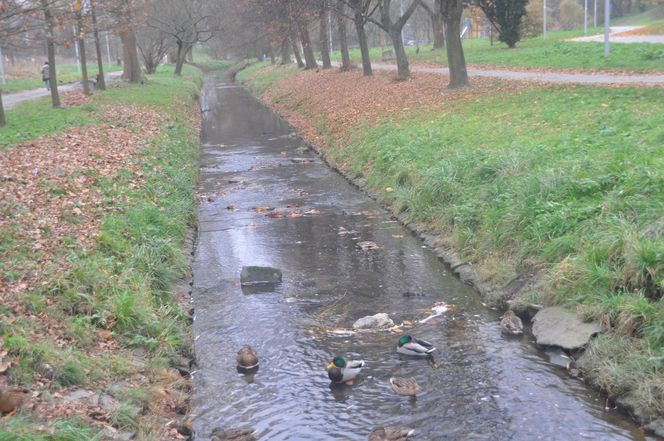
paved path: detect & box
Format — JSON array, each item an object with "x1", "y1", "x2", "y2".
[
  {"x1": 369, "y1": 62, "x2": 664, "y2": 87},
  {"x1": 569, "y1": 25, "x2": 664, "y2": 44},
  {"x1": 3, "y1": 72, "x2": 122, "y2": 110}
]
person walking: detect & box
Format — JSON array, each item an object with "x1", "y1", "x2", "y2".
[{"x1": 41, "y1": 61, "x2": 50, "y2": 91}]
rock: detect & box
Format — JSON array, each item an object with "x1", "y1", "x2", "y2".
[
  {"x1": 543, "y1": 348, "x2": 572, "y2": 368},
  {"x1": 99, "y1": 429, "x2": 136, "y2": 441},
  {"x1": 63, "y1": 388, "x2": 93, "y2": 404},
  {"x1": 616, "y1": 393, "x2": 652, "y2": 424},
  {"x1": 96, "y1": 393, "x2": 121, "y2": 412},
  {"x1": 106, "y1": 381, "x2": 129, "y2": 398},
  {"x1": 240, "y1": 266, "x2": 282, "y2": 286},
  {"x1": 352, "y1": 313, "x2": 395, "y2": 330},
  {"x1": 532, "y1": 307, "x2": 602, "y2": 350},
  {"x1": 646, "y1": 419, "x2": 664, "y2": 438}
]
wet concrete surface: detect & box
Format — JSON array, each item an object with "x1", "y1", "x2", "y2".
[{"x1": 190, "y1": 72, "x2": 652, "y2": 440}]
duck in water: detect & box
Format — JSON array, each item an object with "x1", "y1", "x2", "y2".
[
  {"x1": 326, "y1": 356, "x2": 364, "y2": 385},
  {"x1": 236, "y1": 345, "x2": 259, "y2": 370},
  {"x1": 396, "y1": 335, "x2": 436, "y2": 365},
  {"x1": 389, "y1": 377, "x2": 422, "y2": 397}
]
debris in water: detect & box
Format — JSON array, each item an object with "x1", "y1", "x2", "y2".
[
  {"x1": 419, "y1": 302, "x2": 451, "y2": 323},
  {"x1": 357, "y1": 241, "x2": 381, "y2": 251}
]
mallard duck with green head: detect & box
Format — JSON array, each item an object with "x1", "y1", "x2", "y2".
[
  {"x1": 326, "y1": 356, "x2": 364, "y2": 385},
  {"x1": 396, "y1": 335, "x2": 436, "y2": 359}
]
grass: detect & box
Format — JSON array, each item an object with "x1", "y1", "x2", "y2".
[
  {"x1": 240, "y1": 64, "x2": 664, "y2": 417},
  {"x1": 330, "y1": 29, "x2": 664, "y2": 71},
  {"x1": 0, "y1": 64, "x2": 201, "y2": 149},
  {"x1": 1, "y1": 63, "x2": 122, "y2": 93},
  {"x1": 236, "y1": 61, "x2": 300, "y2": 94},
  {"x1": 0, "y1": 64, "x2": 202, "y2": 437}
]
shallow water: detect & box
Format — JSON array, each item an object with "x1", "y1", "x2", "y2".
[{"x1": 190, "y1": 72, "x2": 650, "y2": 440}]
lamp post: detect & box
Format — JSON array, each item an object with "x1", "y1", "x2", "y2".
[
  {"x1": 543, "y1": 0, "x2": 547, "y2": 39},
  {"x1": 604, "y1": 0, "x2": 610, "y2": 56},
  {"x1": 584, "y1": 0, "x2": 588, "y2": 33}
]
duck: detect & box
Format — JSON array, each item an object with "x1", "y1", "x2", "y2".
[
  {"x1": 326, "y1": 356, "x2": 364, "y2": 385},
  {"x1": 396, "y1": 335, "x2": 436, "y2": 359},
  {"x1": 236, "y1": 345, "x2": 259, "y2": 369},
  {"x1": 368, "y1": 426, "x2": 415, "y2": 441},
  {"x1": 389, "y1": 377, "x2": 422, "y2": 396},
  {"x1": 499, "y1": 310, "x2": 524, "y2": 335},
  {"x1": 210, "y1": 427, "x2": 256, "y2": 441},
  {"x1": 0, "y1": 387, "x2": 28, "y2": 415}
]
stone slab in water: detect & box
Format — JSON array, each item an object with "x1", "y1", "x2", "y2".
[
  {"x1": 532, "y1": 307, "x2": 602, "y2": 350},
  {"x1": 646, "y1": 419, "x2": 664, "y2": 437},
  {"x1": 240, "y1": 266, "x2": 282, "y2": 286},
  {"x1": 353, "y1": 313, "x2": 394, "y2": 330}
]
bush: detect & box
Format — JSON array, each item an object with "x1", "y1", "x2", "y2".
[
  {"x1": 521, "y1": 0, "x2": 544, "y2": 37},
  {"x1": 559, "y1": 0, "x2": 584, "y2": 30}
]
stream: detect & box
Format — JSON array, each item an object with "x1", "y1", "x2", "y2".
[{"x1": 190, "y1": 72, "x2": 650, "y2": 440}]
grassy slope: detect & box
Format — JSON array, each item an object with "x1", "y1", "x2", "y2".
[
  {"x1": 331, "y1": 29, "x2": 664, "y2": 72},
  {"x1": 239, "y1": 65, "x2": 664, "y2": 418},
  {"x1": 0, "y1": 65, "x2": 202, "y2": 439},
  {"x1": 1, "y1": 64, "x2": 123, "y2": 93}
]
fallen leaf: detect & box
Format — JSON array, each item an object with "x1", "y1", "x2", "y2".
[{"x1": 357, "y1": 241, "x2": 381, "y2": 251}]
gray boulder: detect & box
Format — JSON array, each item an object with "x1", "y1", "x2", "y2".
[
  {"x1": 240, "y1": 266, "x2": 282, "y2": 286},
  {"x1": 532, "y1": 307, "x2": 602, "y2": 350},
  {"x1": 353, "y1": 313, "x2": 395, "y2": 330},
  {"x1": 646, "y1": 419, "x2": 664, "y2": 438}
]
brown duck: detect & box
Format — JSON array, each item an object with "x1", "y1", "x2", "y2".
[
  {"x1": 368, "y1": 426, "x2": 415, "y2": 441},
  {"x1": 389, "y1": 377, "x2": 422, "y2": 397},
  {"x1": 500, "y1": 310, "x2": 524, "y2": 335},
  {"x1": 236, "y1": 346, "x2": 259, "y2": 369},
  {"x1": 211, "y1": 427, "x2": 256, "y2": 441},
  {"x1": 0, "y1": 387, "x2": 28, "y2": 415}
]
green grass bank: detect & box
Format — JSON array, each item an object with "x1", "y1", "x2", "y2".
[
  {"x1": 1, "y1": 64, "x2": 123, "y2": 93},
  {"x1": 0, "y1": 65, "x2": 202, "y2": 439},
  {"x1": 238, "y1": 64, "x2": 664, "y2": 425},
  {"x1": 330, "y1": 29, "x2": 664, "y2": 72}
]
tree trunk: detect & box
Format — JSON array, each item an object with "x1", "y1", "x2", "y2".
[
  {"x1": 298, "y1": 21, "x2": 318, "y2": 69},
  {"x1": 120, "y1": 27, "x2": 143, "y2": 83},
  {"x1": 290, "y1": 28, "x2": 305, "y2": 67},
  {"x1": 336, "y1": 0, "x2": 352, "y2": 70},
  {"x1": 389, "y1": 29, "x2": 410, "y2": 79},
  {"x1": 443, "y1": 7, "x2": 468, "y2": 89},
  {"x1": 319, "y1": 2, "x2": 332, "y2": 69},
  {"x1": 90, "y1": 0, "x2": 106, "y2": 90},
  {"x1": 174, "y1": 42, "x2": 186, "y2": 75},
  {"x1": 269, "y1": 44, "x2": 276, "y2": 64},
  {"x1": 76, "y1": 12, "x2": 91, "y2": 95},
  {"x1": 42, "y1": 0, "x2": 60, "y2": 107},
  {"x1": 0, "y1": 90, "x2": 5, "y2": 127},
  {"x1": 353, "y1": 12, "x2": 372, "y2": 76},
  {"x1": 433, "y1": 0, "x2": 445, "y2": 49},
  {"x1": 280, "y1": 38, "x2": 291, "y2": 64}
]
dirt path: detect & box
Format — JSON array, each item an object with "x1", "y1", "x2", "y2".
[
  {"x1": 3, "y1": 72, "x2": 122, "y2": 110},
  {"x1": 369, "y1": 62, "x2": 664, "y2": 87},
  {"x1": 569, "y1": 25, "x2": 664, "y2": 43}
]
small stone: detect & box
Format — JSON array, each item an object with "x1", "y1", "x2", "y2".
[
  {"x1": 532, "y1": 307, "x2": 602, "y2": 350},
  {"x1": 352, "y1": 313, "x2": 395, "y2": 330},
  {"x1": 63, "y1": 388, "x2": 92, "y2": 404},
  {"x1": 96, "y1": 393, "x2": 121, "y2": 412},
  {"x1": 646, "y1": 419, "x2": 664, "y2": 438},
  {"x1": 240, "y1": 266, "x2": 282, "y2": 286}
]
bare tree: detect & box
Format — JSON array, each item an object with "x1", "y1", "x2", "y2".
[
  {"x1": 73, "y1": 0, "x2": 90, "y2": 95},
  {"x1": 375, "y1": 0, "x2": 421, "y2": 79},
  {"x1": 440, "y1": 0, "x2": 468, "y2": 88},
  {"x1": 346, "y1": 0, "x2": 378, "y2": 76},
  {"x1": 89, "y1": 0, "x2": 106, "y2": 89},
  {"x1": 419, "y1": 0, "x2": 445, "y2": 48},
  {"x1": 40, "y1": 0, "x2": 61, "y2": 107},
  {"x1": 335, "y1": 0, "x2": 352, "y2": 70},
  {"x1": 319, "y1": 0, "x2": 332, "y2": 69},
  {"x1": 137, "y1": 27, "x2": 169, "y2": 73},
  {"x1": 148, "y1": 0, "x2": 217, "y2": 76}
]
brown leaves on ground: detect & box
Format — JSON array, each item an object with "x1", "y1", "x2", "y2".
[
  {"x1": 261, "y1": 68, "x2": 526, "y2": 146},
  {"x1": 0, "y1": 105, "x2": 163, "y2": 301},
  {"x1": 60, "y1": 90, "x2": 94, "y2": 107}
]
